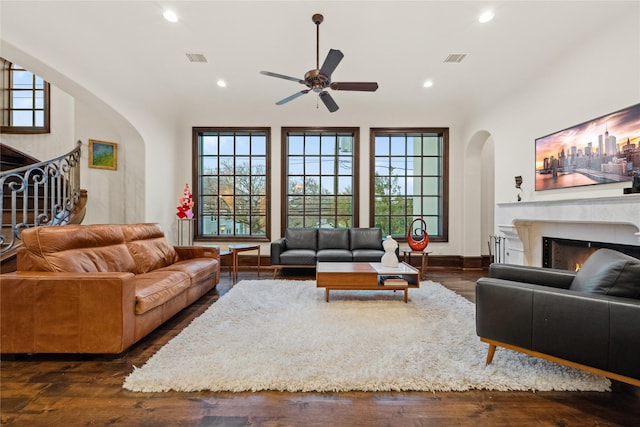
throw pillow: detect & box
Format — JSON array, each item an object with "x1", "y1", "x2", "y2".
[{"x1": 570, "y1": 248, "x2": 640, "y2": 299}]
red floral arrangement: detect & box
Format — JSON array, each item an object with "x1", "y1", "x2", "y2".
[{"x1": 176, "y1": 183, "x2": 194, "y2": 219}]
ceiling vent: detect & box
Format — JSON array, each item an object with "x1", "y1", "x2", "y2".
[
  {"x1": 444, "y1": 54, "x2": 467, "y2": 63},
  {"x1": 186, "y1": 53, "x2": 208, "y2": 63}
]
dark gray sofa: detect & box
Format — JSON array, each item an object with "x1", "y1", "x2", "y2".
[
  {"x1": 271, "y1": 228, "x2": 387, "y2": 277},
  {"x1": 475, "y1": 248, "x2": 640, "y2": 386}
]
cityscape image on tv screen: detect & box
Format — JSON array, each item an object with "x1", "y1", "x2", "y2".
[{"x1": 535, "y1": 103, "x2": 640, "y2": 191}]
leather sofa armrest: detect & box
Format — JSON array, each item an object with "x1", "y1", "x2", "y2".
[
  {"x1": 270, "y1": 238, "x2": 286, "y2": 265},
  {"x1": 476, "y1": 278, "x2": 537, "y2": 349},
  {"x1": 1, "y1": 272, "x2": 137, "y2": 354},
  {"x1": 488, "y1": 263, "x2": 575, "y2": 289},
  {"x1": 174, "y1": 246, "x2": 219, "y2": 261}
]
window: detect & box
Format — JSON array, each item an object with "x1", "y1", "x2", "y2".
[
  {"x1": 282, "y1": 128, "x2": 358, "y2": 232},
  {"x1": 192, "y1": 128, "x2": 270, "y2": 241},
  {"x1": 1, "y1": 59, "x2": 50, "y2": 134},
  {"x1": 371, "y1": 128, "x2": 449, "y2": 241}
]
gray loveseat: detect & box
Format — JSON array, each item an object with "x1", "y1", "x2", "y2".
[
  {"x1": 271, "y1": 228, "x2": 387, "y2": 277},
  {"x1": 475, "y1": 248, "x2": 640, "y2": 386}
]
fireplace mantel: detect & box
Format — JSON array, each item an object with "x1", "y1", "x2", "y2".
[{"x1": 496, "y1": 194, "x2": 640, "y2": 265}]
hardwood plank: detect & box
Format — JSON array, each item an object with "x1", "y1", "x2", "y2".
[{"x1": 2, "y1": 268, "x2": 639, "y2": 426}]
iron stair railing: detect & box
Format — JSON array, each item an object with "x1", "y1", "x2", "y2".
[{"x1": 1, "y1": 141, "x2": 82, "y2": 254}]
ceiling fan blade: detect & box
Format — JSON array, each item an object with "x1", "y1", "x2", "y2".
[
  {"x1": 260, "y1": 71, "x2": 305, "y2": 84},
  {"x1": 276, "y1": 90, "x2": 310, "y2": 105},
  {"x1": 319, "y1": 49, "x2": 344, "y2": 78},
  {"x1": 319, "y1": 91, "x2": 339, "y2": 113},
  {"x1": 330, "y1": 82, "x2": 379, "y2": 91}
]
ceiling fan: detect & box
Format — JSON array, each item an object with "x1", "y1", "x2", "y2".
[{"x1": 260, "y1": 13, "x2": 379, "y2": 113}]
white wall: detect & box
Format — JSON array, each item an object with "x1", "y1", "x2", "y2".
[
  {"x1": 74, "y1": 98, "x2": 146, "y2": 225},
  {"x1": 463, "y1": 13, "x2": 640, "y2": 211},
  {"x1": 174, "y1": 109, "x2": 467, "y2": 255},
  {"x1": 6, "y1": 11, "x2": 637, "y2": 258},
  {"x1": 1, "y1": 40, "x2": 147, "y2": 227},
  {"x1": 480, "y1": 137, "x2": 495, "y2": 256},
  {"x1": 1, "y1": 87, "x2": 147, "y2": 226},
  {"x1": 0, "y1": 86, "x2": 75, "y2": 159}
]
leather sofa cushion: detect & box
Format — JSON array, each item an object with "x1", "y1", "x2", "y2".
[
  {"x1": 317, "y1": 249, "x2": 352, "y2": 262},
  {"x1": 570, "y1": 248, "x2": 640, "y2": 299},
  {"x1": 18, "y1": 224, "x2": 137, "y2": 273},
  {"x1": 352, "y1": 249, "x2": 384, "y2": 262},
  {"x1": 350, "y1": 228, "x2": 382, "y2": 250},
  {"x1": 159, "y1": 258, "x2": 217, "y2": 284},
  {"x1": 122, "y1": 223, "x2": 179, "y2": 274},
  {"x1": 134, "y1": 270, "x2": 191, "y2": 314},
  {"x1": 280, "y1": 249, "x2": 316, "y2": 265},
  {"x1": 285, "y1": 228, "x2": 317, "y2": 250},
  {"x1": 318, "y1": 229, "x2": 349, "y2": 250}
]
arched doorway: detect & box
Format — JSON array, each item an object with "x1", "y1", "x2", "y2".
[{"x1": 464, "y1": 130, "x2": 495, "y2": 262}]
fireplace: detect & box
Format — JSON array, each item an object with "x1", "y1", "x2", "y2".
[
  {"x1": 542, "y1": 237, "x2": 640, "y2": 270},
  {"x1": 496, "y1": 195, "x2": 640, "y2": 266}
]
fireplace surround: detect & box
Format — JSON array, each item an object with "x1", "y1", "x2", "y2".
[{"x1": 496, "y1": 194, "x2": 640, "y2": 266}]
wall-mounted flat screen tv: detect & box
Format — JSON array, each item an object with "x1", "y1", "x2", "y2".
[{"x1": 535, "y1": 103, "x2": 640, "y2": 191}]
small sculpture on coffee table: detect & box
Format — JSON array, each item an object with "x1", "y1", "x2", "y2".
[{"x1": 381, "y1": 235, "x2": 399, "y2": 267}]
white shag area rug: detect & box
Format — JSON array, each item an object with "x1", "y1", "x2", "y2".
[{"x1": 123, "y1": 280, "x2": 610, "y2": 393}]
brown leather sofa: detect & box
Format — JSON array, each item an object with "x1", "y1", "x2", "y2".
[{"x1": 0, "y1": 223, "x2": 219, "y2": 354}]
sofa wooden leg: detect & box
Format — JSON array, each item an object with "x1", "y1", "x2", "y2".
[{"x1": 486, "y1": 344, "x2": 496, "y2": 365}]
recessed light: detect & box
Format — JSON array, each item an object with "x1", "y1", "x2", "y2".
[
  {"x1": 163, "y1": 10, "x2": 178, "y2": 23},
  {"x1": 479, "y1": 10, "x2": 495, "y2": 23},
  {"x1": 217, "y1": 80, "x2": 227, "y2": 88},
  {"x1": 423, "y1": 80, "x2": 433, "y2": 88}
]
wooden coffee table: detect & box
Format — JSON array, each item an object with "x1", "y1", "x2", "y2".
[{"x1": 316, "y1": 262, "x2": 420, "y2": 303}]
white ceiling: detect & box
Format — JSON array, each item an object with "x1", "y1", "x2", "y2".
[{"x1": 1, "y1": 1, "x2": 637, "y2": 128}]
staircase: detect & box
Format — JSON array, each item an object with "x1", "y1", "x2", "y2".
[
  {"x1": 1, "y1": 144, "x2": 40, "y2": 170},
  {"x1": 1, "y1": 142, "x2": 87, "y2": 272}
]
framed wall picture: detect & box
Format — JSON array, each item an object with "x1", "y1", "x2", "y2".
[
  {"x1": 88, "y1": 139, "x2": 117, "y2": 170},
  {"x1": 535, "y1": 103, "x2": 640, "y2": 191}
]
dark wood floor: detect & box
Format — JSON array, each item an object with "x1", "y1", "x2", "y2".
[{"x1": 2, "y1": 268, "x2": 639, "y2": 426}]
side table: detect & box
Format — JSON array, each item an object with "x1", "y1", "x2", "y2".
[
  {"x1": 228, "y1": 244, "x2": 261, "y2": 283},
  {"x1": 206, "y1": 246, "x2": 232, "y2": 278},
  {"x1": 401, "y1": 248, "x2": 432, "y2": 280}
]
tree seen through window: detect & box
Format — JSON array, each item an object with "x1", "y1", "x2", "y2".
[{"x1": 193, "y1": 128, "x2": 270, "y2": 240}]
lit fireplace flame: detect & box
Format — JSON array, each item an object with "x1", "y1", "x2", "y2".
[{"x1": 575, "y1": 263, "x2": 582, "y2": 271}]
